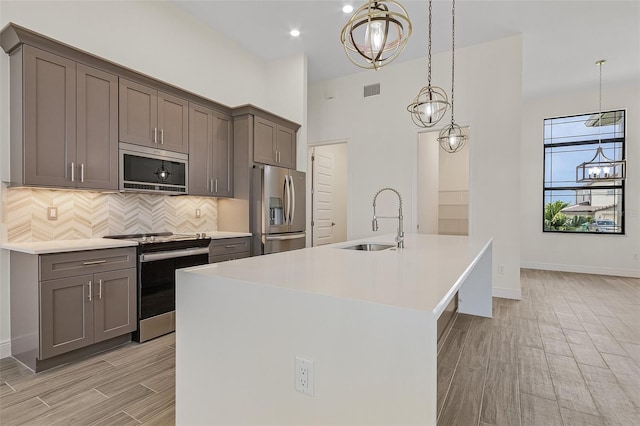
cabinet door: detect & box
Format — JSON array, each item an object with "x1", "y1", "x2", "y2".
[
  {"x1": 158, "y1": 91, "x2": 189, "y2": 154},
  {"x1": 276, "y1": 125, "x2": 296, "y2": 169},
  {"x1": 93, "y1": 268, "x2": 137, "y2": 343},
  {"x1": 213, "y1": 111, "x2": 233, "y2": 197},
  {"x1": 189, "y1": 103, "x2": 214, "y2": 196},
  {"x1": 119, "y1": 79, "x2": 157, "y2": 148},
  {"x1": 23, "y1": 46, "x2": 77, "y2": 188},
  {"x1": 76, "y1": 64, "x2": 118, "y2": 190},
  {"x1": 40, "y1": 274, "x2": 94, "y2": 359},
  {"x1": 253, "y1": 116, "x2": 277, "y2": 166}
]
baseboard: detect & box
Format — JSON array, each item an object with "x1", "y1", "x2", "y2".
[
  {"x1": 521, "y1": 262, "x2": 640, "y2": 279},
  {"x1": 492, "y1": 287, "x2": 522, "y2": 300},
  {"x1": 0, "y1": 340, "x2": 11, "y2": 359}
]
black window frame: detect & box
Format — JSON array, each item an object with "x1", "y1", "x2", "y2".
[{"x1": 542, "y1": 109, "x2": 626, "y2": 235}]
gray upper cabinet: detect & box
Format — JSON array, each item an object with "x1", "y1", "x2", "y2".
[
  {"x1": 22, "y1": 45, "x2": 77, "y2": 188},
  {"x1": 76, "y1": 63, "x2": 118, "y2": 190},
  {"x1": 11, "y1": 45, "x2": 117, "y2": 190},
  {"x1": 189, "y1": 103, "x2": 233, "y2": 197},
  {"x1": 119, "y1": 79, "x2": 189, "y2": 154},
  {"x1": 253, "y1": 115, "x2": 297, "y2": 169}
]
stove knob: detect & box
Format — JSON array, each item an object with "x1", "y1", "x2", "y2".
[
  {"x1": 201, "y1": 232, "x2": 207, "y2": 238},
  {"x1": 195, "y1": 233, "x2": 201, "y2": 239},
  {"x1": 149, "y1": 236, "x2": 156, "y2": 242},
  {"x1": 141, "y1": 236, "x2": 147, "y2": 243}
]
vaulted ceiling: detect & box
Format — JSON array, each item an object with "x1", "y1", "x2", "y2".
[{"x1": 172, "y1": 1, "x2": 639, "y2": 97}]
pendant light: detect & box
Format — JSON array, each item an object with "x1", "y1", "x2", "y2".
[
  {"x1": 407, "y1": 0, "x2": 450, "y2": 127},
  {"x1": 437, "y1": 0, "x2": 466, "y2": 153},
  {"x1": 575, "y1": 60, "x2": 626, "y2": 182},
  {"x1": 340, "y1": 0, "x2": 412, "y2": 70}
]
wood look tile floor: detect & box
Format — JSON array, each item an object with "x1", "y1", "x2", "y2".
[{"x1": 1, "y1": 269, "x2": 639, "y2": 426}]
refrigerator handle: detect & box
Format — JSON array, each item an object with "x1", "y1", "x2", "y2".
[
  {"x1": 286, "y1": 175, "x2": 292, "y2": 225},
  {"x1": 282, "y1": 175, "x2": 289, "y2": 225},
  {"x1": 290, "y1": 175, "x2": 296, "y2": 225}
]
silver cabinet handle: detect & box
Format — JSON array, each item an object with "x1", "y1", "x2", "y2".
[
  {"x1": 160, "y1": 128, "x2": 164, "y2": 144},
  {"x1": 225, "y1": 244, "x2": 240, "y2": 249},
  {"x1": 80, "y1": 163, "x2": 85, "y2": 183},
  {"x1": 215, "y1": 179, "x2": 218, "y2": 193},
  {"x1": 82, "y1": 260, "x2": 107, "y2": 266},
  {"x1": 98, "y1": 279, "x2": 102, "y2": 300},
  {"x1": 88, "y1": 280, "x2": 92, "y2": 302},
  {"x1": 210, "y1": 179, "x2": 214, "y2": 193},
  {"x1": 154, "y1": 127, "x2": 158, "y2": 144},
  {"x1": 140, "y1": 247, "x2": 210, "y2": 263},
  {"x1": 71, "y1": 162, "x2": 75, "y2": 182}
]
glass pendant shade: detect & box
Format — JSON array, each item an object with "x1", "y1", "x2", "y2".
[
  {"x1": 437, "y1": 122, "x2": 467, "y2": 153},
  {"x1": 408, "y1": 85, "x2": 449, "y2": 127},
  {"x1": 340, "y1": 0, "x2": 412, "y2": 70}
]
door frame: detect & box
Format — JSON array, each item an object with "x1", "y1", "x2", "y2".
[{"x1": 308, "y1": 139, "x2": 350, "y2": 246}]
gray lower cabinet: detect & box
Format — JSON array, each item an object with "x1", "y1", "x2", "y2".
[
  {"x1": 10, "y1": 45, "x2": 118, "y2": 190},
  {"x1": 209, "y1": 237, "x2": 251, "y2": 263},
  {"x1": 189, "y1": 103, "x2": 234, "y2": 197},
  {"x1": 10, "y1": 247, "x2": 137, "y2": 372}
]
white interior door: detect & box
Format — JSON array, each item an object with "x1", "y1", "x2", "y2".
[
  {"x1": 311, "y1": 144, "x2": 348, "y2": 246},
  {"x1": 313, "y1": 148, "x2": 334, "y2": 246}
]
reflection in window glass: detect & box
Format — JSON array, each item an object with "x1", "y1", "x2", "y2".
[{"x1": 543, "y1": 110, "x2": 625, "y2": 234}]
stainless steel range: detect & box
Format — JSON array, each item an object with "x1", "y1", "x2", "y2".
[{"x1": 106, "y1": 232, "x2": 210, "y2": 342}]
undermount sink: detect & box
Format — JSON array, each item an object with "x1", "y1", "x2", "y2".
[{"x1": 340, "y1": 243, "x2": 396, "y2": 252}]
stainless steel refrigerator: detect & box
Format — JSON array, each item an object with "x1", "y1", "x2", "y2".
[{"x1": 251, "y1": 165, "x2": 306, "y2": 255}]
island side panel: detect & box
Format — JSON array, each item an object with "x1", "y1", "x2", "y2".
[
  {"x1": 458, "y1": 240, "x2": 493, "y2": 317},
  {"x1": 176, "y1": 269, "x2": 437, "y2": 425}
]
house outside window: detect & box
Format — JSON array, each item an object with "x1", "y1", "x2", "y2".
[{"x1": 543, "y1": 110, "x2": 625, "y2": 234}]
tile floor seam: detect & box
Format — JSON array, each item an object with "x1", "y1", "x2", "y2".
[
  {"x1": 475, "y1": 329, "x2": 493, "y2": 426},
  {"x1": 122, "y1": 409, "x2": 142, "y2": 424},
  {"x1": 35, "y1": 395, "x2": 51, "y2": 408},
  {"x1": 93, "y1": 387, "x2": 110, "y2": 399}
]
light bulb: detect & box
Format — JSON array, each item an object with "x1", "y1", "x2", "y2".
[
  {"x1": 421, "y1": 102, "x2": 434, "y2": 118},
  {"x1": 449, "y1": 135, "x2": 457, "y2": 148},
  {"x1": 365, "y1": 20, "x2": 384, "y2": 56}
]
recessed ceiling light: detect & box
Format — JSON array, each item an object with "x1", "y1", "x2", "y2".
[
  {"x1": 342, "y1": 5, "x2": 354, "y2": 14},
  {"x1": 290, "y1": 29, "x2": 300, "y2": 37}
]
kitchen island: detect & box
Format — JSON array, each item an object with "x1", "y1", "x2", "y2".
[{"x1": 176, "y1": 233, "x2": 492, "y2": 425}]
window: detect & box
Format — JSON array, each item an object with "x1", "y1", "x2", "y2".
[{"x1": 543, "y1": 110, "x2": 625, "y2": 234}]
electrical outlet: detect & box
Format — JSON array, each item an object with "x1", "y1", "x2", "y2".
[
  {"x1": 195, "y1": 208, "x2": 201, "y2": 219},
  {"x1": 47, "y1": 207, "x2": 58, "y2": 221},
  {"x1": 295, "y1": 356, "x2": 314, "y2": 396},
  {"x1": 497, "y1": 265, "x2": 505, "y2": 274}
]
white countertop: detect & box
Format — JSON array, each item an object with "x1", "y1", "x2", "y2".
[
  {"x1": 0, "y1": 238, "x2": 139, "y2": 254},
  {"x1": 0, "y1": 231, "x2": 252, "y2": 254},
  {"x1": 183, "y1": 233, "x2": 491, "y2": 314}
]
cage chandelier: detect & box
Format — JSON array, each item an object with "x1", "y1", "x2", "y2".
[
  {"x1": 575, "y1": 60, "x2": 626, "y2": 182},
  {"x1": 407, "y1": 0, "x2": 450, "y2": 127},
  {"x1": 340, "y1": 0, "x2": 412, "y2": 70},
  {"x1": 437, "y1": 0, "x2": 467, "y2": 153}
]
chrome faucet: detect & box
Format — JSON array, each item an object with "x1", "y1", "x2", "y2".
[{"x1": 372, "y1": 187, "x2": 404, "y2": 248}]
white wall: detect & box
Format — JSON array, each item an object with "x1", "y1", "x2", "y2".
[
  {"x1": 308, "y1": 35, "x2": 523, "y2": 298},
  {"x1": 0, "y1": 1, "x2": 306, "y2": 357},
  {"x1": 521, "y1": 83, "x2": 640, "y2": 277},
  {"x1": 417, "y1": 131, "x2": 439, "y2": 234}
]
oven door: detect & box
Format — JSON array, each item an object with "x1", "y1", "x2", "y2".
[{"x1": 138, "y1": 249, "x2": 209, "y2": 321}]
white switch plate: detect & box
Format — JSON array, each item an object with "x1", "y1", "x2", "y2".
[
  {"x1": 295, "y1": 356, "x2": 314, "y2": 396},
  {"x1": 195, "y1": 208, "x2": 201, "y2": 219},
  {"x1": 47, "y1": 207, "x2": 58, "y2": 221}
]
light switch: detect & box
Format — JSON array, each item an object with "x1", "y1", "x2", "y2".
[
  {"x1": 195, "y1": 208, "x2": 201, "y2": 219},
  {"x1": 47, "y1": 207, "x2": 58, "y2": 221}
]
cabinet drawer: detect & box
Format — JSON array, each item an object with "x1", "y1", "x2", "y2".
[
  {"x1": 40, "y1": 247, "x2": 137, "y2": 281},
  {"x1": 209, "y1": 251, "x2": 250, "y2": 264},
  {"x1": 209, "y1": 237, "x2": 250, "y2": 256}
]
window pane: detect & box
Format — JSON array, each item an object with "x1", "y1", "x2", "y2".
[
  {"x1": 543, "y1": 110, "x2": 625, "y2": 234},
  {"x1": 544, "y1": 188, "x2": 623, "y2": 233}
]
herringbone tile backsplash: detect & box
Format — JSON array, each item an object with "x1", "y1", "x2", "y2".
[{"x1": 5, "y1": 188, "x2": 217, "y2": 242}]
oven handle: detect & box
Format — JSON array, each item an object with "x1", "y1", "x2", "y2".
[{"x1": 139, "y1": 247, "x2": 210, "y2": 263}]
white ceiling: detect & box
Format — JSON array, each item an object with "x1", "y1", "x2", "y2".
[{"x1": 171, "y1": 1, "x2": 639, "y2": 97}]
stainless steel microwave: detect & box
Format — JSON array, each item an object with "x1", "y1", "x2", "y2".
[{"x1": 119, "y1": 143, "x2": 188, "y2": 194}]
